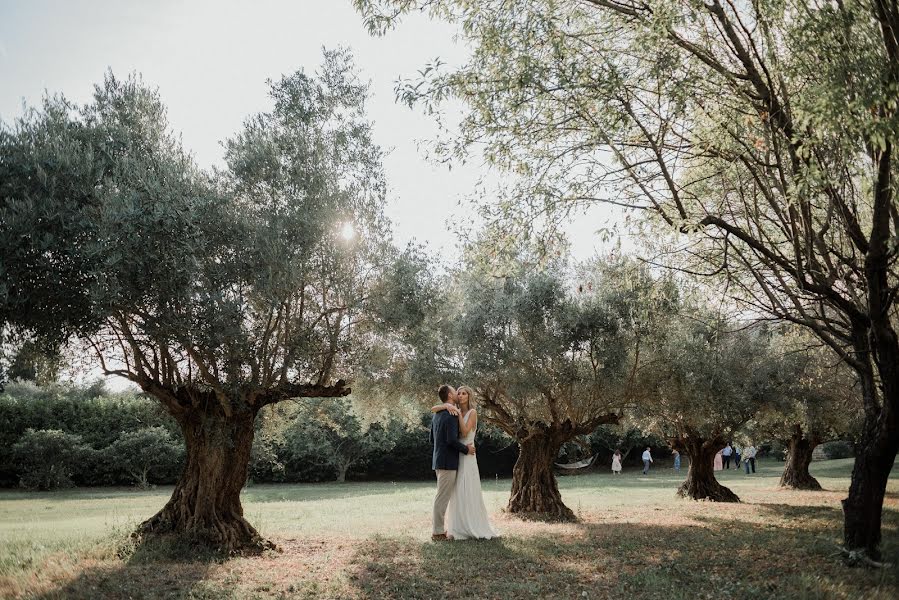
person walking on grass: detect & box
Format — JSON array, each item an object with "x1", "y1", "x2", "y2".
[
  {"x1": 743, "y1": 444, "x2": 757, "y2": 474},
  {"x1": 672, "y1": 448, "x2": 681, "y2": 471},
  {"x1": 733, "y1": 443, "x2": 741, "y2": 469},
  {"x1": 722, "y1": 443, "x2": 733, "y2": 469},
  {"x1": 612, "y1": 449, "x2": 622, "y2": 474},
  {"x1": 642, "y1": 447, "x2": 653, "y2": 475}
]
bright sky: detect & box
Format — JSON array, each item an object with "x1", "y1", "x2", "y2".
[{"x1": 0, "y1": 0, "x2": 617, "y2": 262}]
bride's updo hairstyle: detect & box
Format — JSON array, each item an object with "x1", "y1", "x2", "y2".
[{"x1": 456, "y1": 385, "x2": 475, "y2": 411}]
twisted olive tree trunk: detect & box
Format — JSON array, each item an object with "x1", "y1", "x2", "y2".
[
  {"x1": 507, "y1": 432, "x2": 574, "y2": 521},
  {"x1": 675, "y1": 437, "x2": 739, "y2": 502},
  {"x1": 779, "y1": 427, "x2": 821, "y2": 491},
  {"x1": 137, "y1": 402, "x2": 273, "y2": 553}
]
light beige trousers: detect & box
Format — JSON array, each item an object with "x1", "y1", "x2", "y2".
[{"x1": 432, "y1": 469, "x2": 457, "y2": 534}]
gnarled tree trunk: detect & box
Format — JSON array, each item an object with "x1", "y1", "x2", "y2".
[
  {"x1": 508, "y1": 433, "x2": 574, "y2": 521},
  {"x1": 137, "y1": 404, "x2": 273, "y2": 553},
  {"x1": 841, "y1": 376, "x2": 898, "y2": 561},
  {"x1": 675, "y1": 437, "x2": 739, "y2": 502},
  {"x1": 780, "y1": 427, "x2": 821, "y2": 490},
  {"x1": 842, "y1": 322, "x2": 899, "y2": 562},
  {"x1": 843, "y1": 446, "x2": 896, "y2": 563}
]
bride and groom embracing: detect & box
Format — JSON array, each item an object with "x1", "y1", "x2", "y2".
[{"x1": 429, "y1": 384, "x2": 499, "y2": 541}]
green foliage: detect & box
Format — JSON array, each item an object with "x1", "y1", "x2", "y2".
[
  {"x1": 11, "y1": 428, "x2": 91, "y2": 490},
  {"x1": 0, "y1": 381, "x2": 518, "y2": 487},
  {"x1": 107, "y1": 427, "x2": 184, "y2": 488},
  {"x1": 1, "y1": 49, "x2": 404, "y2": 422},
  {"x1": 822, "y1": 440, "x2": 854, "y2": 459},
  {"x1": 745, "y1": 327, "x2": 864, "y2": 448},
  {"x1": 3, "y1": 339, "x2": 63, "y2": 385},
  {"x1": 0, "y1": 72, "x2": 206, "y2": 346},
  {"x1": 281, "y1": 399, "x2": 396, "y2": 482},
  {"x1": 432, "y1": 252, "x2": 678, "y2": 444},
  {"x1": 587, "y1": 424, "x2": 664, "y2": 465},
  {"x1": 252, "y1": 400, "x2": 518, "y2": 483},
  {"x1": 0, "y1": 381, "x2": 179, "y2": 486},
  {"x1": 633, "y1": 311, "x2": 790, "y2": 445}
]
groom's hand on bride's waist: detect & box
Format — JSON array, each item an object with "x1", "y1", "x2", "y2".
[{"x1": 467, "y1": 444, "x2": 476, "y2": 454}]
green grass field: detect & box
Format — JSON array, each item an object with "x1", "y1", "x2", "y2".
[{"x1": 1, "y1": 458, "x2": 897, "y2": 599}]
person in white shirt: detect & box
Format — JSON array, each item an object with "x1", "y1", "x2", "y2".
[
  {"x1": 641, "y1": 447, "x2": 653, "y2": 475},
  {"x1": 722, "y1": 444, "x2": 733, "y2": 469},
  {"x1": 743, "y1": 444, "x2": 757, "y2": 474}
]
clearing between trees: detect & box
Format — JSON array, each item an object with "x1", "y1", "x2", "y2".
[{"x1": 0, "y1": 458, "x2": 896, "y2": 599}]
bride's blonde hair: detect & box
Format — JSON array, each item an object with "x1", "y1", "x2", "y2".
[{"x1": 456, "y1": 385, "x2": 475, "y2": 412}]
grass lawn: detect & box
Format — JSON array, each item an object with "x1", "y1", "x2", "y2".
[{"x1": 0, "y1": 458, "x2": 897, "y2": 599}]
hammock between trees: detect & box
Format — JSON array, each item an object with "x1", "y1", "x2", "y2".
[{"x1": 554, "y1": 455, "x2": 597, "y2": 470}]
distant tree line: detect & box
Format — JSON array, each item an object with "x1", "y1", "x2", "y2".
[{"x1": 0, "y1": 381, "x2": 520, "y2": 490}]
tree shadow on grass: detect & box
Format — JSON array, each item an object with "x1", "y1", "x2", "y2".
[
  {"x1": 346, "y1": 517, "x2": 899, "y2": 600},
  {"x1": 754, "y1": 501, "x2": 844, "y2": 522},
  {"x1": 28, "y1": 536, "x2": 236, "y2": 600}
]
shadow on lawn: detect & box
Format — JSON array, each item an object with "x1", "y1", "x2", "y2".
[
  {"x1": 29, "y1": 538, "x2": 230, "y2": 600},
  {"x1": 347, "y1": 517, "x2": 899, "y2": 600}
]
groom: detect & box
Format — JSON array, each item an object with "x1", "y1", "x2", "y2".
[{"x1": 429, "y1": 384, "x2": 475, "y2": 541}]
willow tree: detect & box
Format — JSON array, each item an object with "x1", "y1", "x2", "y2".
[
  {"x1": 0, "y1": 50, "x2": 394, "y2": 551},
  {"x1": 355, "y1": 0, "x2": 899, "y2": 562}
]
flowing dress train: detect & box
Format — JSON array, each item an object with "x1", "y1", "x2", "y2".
[{"x1": 446, "y1": 410, "x2": 498, "y2": 540}]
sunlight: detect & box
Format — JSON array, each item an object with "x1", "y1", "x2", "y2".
[{"x1": 340, "y1": 221, "x2": 355, "y2": 241}]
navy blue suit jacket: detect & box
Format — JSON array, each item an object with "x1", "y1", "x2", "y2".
[{"x1": 429, "y1": 410, "x2": 470, "y2": 470}]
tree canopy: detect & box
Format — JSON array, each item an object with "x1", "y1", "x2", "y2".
[{"x1": 0, "y1": 48, "x2": 410, "y2": 551}]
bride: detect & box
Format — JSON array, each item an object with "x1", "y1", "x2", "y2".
[{"x1": 431, "y1": 385, "x2": 499, "y2": 540}]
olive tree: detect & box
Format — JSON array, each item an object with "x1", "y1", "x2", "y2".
[
  {"x1": 749, "y1": 332, "x2": 863, "y2": 490},
  {"x1": 637, "y1": 314, "x2": 788, "y2": 501},
  {"x1": 0, "y1": 50, "x2": 397, "y2": 551},
  {"x1": 431, "y1": 255, "x2": 674, "y2": 519}
]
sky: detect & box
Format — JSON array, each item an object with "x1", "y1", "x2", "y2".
[{"x1": 0, "y1": 0, "x2": 619, "y2": 263}]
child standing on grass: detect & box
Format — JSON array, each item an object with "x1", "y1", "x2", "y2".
[
  {"x1": 612, "y1": 449, "x2": 622, "y2": 474},
  {"x1": 672, "y1": 449, "x2": 681, "y2": 471}
]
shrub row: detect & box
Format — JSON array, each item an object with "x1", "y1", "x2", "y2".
[{"x1": 0, "y1": 382, "x2": 521, "y2": 489}]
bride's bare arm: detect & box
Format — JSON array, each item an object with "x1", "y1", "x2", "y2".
[
  {"x1": 458, "y1": 409, "x2": 477, "y2": 437},
  {"x1": 430, "y1": 403, "x2": 459, "y2": 415}
]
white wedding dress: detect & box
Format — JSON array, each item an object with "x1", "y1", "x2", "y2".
[{"x1": 446, "y1": 410, "x2": 499, "y2": 540}]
